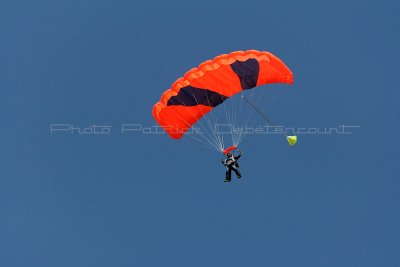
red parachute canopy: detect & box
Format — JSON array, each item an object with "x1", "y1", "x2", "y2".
[
  {"x1": 153, "y1": 50, "x2": 293, "y2": 139},
  {"x1": 223, "y1": 146, "x2": 237, "y2": 154}
]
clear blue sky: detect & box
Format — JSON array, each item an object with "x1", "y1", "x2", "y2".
[{"x1": 1, "y1": 0, "x2": 399, "y2": 266}]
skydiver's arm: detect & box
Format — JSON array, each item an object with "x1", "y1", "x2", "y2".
[{"x1": 234, "y1": 153, "x2": 242, "y2": 160}]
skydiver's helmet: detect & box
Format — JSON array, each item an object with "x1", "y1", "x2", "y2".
[{"x1": 226, "y1": 153, "x2": 232, "y2": 158}]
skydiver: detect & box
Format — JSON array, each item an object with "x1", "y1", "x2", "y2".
[{"x1": 221, "y1": 150, "x2": 243, "y2": 182}]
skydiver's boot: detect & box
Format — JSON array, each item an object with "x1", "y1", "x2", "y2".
[{"x1": 224, "y1": 169, "x2": 231, "y2": 182}]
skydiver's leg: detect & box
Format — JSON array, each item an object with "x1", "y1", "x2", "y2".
[
  {"x1": 224, "y1": 167, "x2": 232, "y2": 182},
  {"x1": 232, "y1": 165, "x2": 241, "y2": 179}
]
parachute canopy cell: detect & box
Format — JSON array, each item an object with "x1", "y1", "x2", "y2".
[{"x1": 152, "y1": 50, "x2": 293, "y2": 139}]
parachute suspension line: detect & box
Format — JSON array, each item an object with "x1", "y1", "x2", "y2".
[
  {"x1": 233, "y1": 87, "x2": 241, "y2": 146},
  {"x1": 232, "y1": 61, "x2": 242, "y2": 147},
  {"x1": 239, "y1": 63, "x2": 256, "y2": 145},
  {"x1": 203, "y1": 90, "x2": 225, "y2": 151},
  {"x1": 229, "y1": 80, "x2": 239, "y2": 147},
  {"x1": 192, "y1": 92, "x2": 224, "y2": 151},
  {"x1": 248, "y1": 87, "x2": 273, "y2": 124},
  {"x1": 235, "y1": 92, "x2": 245, "y2": 147},
  {"x1": 238, "y1": 96, "x2": 249, "y2": 146},
  {"x1": 239, "y1": 88, "x2": 278, "y2": 146},
  {"x1": 236, "y1": 58, "x2": 277, "y2": 146},
  {"x1": 243, "y1": 59, "x2": 286, "y2": 131},
  {"x1": 219, "y1": 85, "x2": 232, "y2": 146},
  {"x1": 220, "y1": 93, "x2": 234, "y2": 149},
  {"x1": 169, "y1": 105, "x2": 221, "y2": 151},
  {"x1": 175, "y1": 117, "x2": 220, "y2": 151},
  {"x1": 167, "y1": 116, "x2": 219, "y2": 151},
  {"x1": 178, "y1": 105, "x2": 221, "y2": 151},
  {"x1": 235, "y1": 64, "x2": 253, "y2": 147},
  {"x1": 227, "y1": 86, "x2": 235, "y2": 146},
  {"x1": 200, "y1": 144, "x2": 222, "y2": 152},
  {"x1": 235, "y1": 86, "x2": 248, "y2": 147},
  {"x1": 212, "y1": 80, "x2": 231, "y2": 150},
  {"x1": 186, "y1": 133, "x2": 220, "y2": 151}
]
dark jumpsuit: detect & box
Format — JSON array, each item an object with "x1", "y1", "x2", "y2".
[{"x1": 222, "y1": 153, "x2": 242, "y2": 181}]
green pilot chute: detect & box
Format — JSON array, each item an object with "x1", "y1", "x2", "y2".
[{"x1": 286, "y1": 135, "x2": 297, "y2": 146}]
